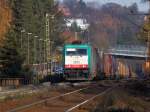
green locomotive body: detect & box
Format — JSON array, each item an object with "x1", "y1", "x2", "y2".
[{"x1": 63, "y1": 43, "x2": 100, "y2": 80}]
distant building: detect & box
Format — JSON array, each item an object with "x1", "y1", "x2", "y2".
[
  {"x1": 66, "y1": 18, "x2": 90, "y2": 30},
  {"x1": 58, "y1": 3, "x2": 89, "y2": 30}
]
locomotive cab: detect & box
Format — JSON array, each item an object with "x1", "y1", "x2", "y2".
[
  {"x1": 63, "y1": 41, "x2": 100, "y2": 81},
  {"x1": 64, "y1": 45, "x2": 90, "y2": 80}
]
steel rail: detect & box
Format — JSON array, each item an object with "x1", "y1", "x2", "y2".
[
  {"x1": 65, "y1": 87, "x2": 113, "y2": 112},
  {"x1": 7, "y1": 86, "x2": 90, "y2": 112}
]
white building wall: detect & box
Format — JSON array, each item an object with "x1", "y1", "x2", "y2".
[{"x1": 66, "y1": 18, "x2": 89, "y2": 30}]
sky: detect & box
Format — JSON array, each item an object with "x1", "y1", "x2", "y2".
[{"x1": 84, "y1": 0, "x2": 149, "y2": 11}]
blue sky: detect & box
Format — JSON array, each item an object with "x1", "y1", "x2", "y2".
[{"x1": 84, "y1": 0, "x2": 149, "y2": 11}]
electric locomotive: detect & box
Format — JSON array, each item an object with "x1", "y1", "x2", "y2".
[{"x1": 63, "y1": 41, "x2": 101, "y2": 80}]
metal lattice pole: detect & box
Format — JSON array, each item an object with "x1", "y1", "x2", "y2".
[
  {"x1": 39, "y1": 39, "x2": 43, "y2": 75},
  {"x1": 34, "y1": 36, "x2": 38, "y2": 64},
  {"x1": 27, "y1": 33, "x2": 32, "y2": 65},
  {"x1": 21, "y1": 29, "x2": 25, "y2": 50},
  {"x1": 46, "y1": 13, "x2": 50, "y2": 75}
]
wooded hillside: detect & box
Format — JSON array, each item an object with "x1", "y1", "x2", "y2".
[{"x1": 63, "y1": 0, "x2": 144, "y2": 48}]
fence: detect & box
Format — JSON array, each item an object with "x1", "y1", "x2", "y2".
[{"x1": 0, "y1": 78, "x2": 23, "y2": 87}]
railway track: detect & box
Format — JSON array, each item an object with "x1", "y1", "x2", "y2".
[
  {"x1": 65, "y1": 87, "x2": 112, "y2": 112},
  {"x1": 7, "y1": 87, "x2": 89, "y2": 112},
  {"x1": 6, "y1": 82, "x2": 112, "y2": 112}
]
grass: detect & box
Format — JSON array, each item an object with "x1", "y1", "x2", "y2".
[
  {"x1": 92, "y1": 89, "x2": 150, "y2": 112},
  {"x1": 93, "y1": 80, "x2": 150, "y2": 112},
  {"x1": 78, "y1": 80, "x2": 150, "y2": 112},
  {"x1": 0, "y1": 88, "x2": 50, "y2": 102}
]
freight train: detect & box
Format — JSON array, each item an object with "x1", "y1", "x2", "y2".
[{"x1": 63, "y1": 41, "x2": 101, "y2": 80}]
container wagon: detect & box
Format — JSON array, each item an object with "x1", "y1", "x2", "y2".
[{"x1": 63, "y1": 43, "x2": 101, "y2": 80}]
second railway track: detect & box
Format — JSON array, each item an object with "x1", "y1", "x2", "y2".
[{"x1": 7, "y1": 82, "x2": 113, "y2": 112}]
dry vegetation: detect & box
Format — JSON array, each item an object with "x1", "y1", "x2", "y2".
[
  {"x1": 77, "y1": 80, "x2": 150, "y2": 112},
  {"x1": 0, "y1": 0, "x2": 12, "y2": 46},
  {"x1": 0, "y1": 80, "x2": 149, "y2": 112}
]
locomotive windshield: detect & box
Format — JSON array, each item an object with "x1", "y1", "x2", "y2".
[{"x1": 66, "y1": 48, "x2": 87, "y2": 56}]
